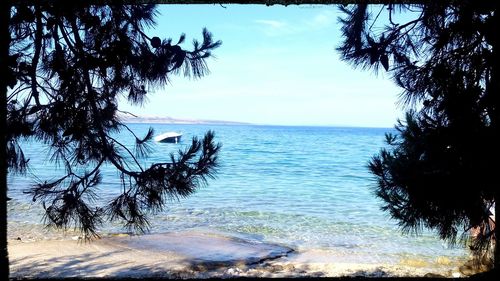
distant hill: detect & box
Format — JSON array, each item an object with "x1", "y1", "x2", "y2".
[{"x1": 118, "y1": 113, "x2": 250, "y2": 125}]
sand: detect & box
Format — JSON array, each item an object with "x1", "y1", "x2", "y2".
[{"x1": 8, "y1": 230, "x2": 467, "y2": 278}]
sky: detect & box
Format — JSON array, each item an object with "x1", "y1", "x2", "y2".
[{"x1": 117, "y1": 4, "x2": 405, "y2": 128}]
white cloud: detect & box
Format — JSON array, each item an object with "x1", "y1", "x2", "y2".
[
  {"x1": 254, "y1": 19, "x2": 287, "y2": 29},
  {"x1": 254, "y1": 19, "x2": 296, "y2": 37},
  {"x1": 306, "y1": 10, "x2": 336, "y2": 29},
  {"x1": 255, "y1": 10, "x2": 336, "y2": 37}
]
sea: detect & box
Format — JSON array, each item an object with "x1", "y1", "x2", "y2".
[{"x1": 7, "y1": 123, "x2": 470, "y2": 269}]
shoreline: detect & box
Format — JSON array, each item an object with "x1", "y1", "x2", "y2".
[{"x1": 8, "y1": 230, "x2": 472, "y2": 278}]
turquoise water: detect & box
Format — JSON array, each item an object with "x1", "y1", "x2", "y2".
[{"x1": 7, "y1": 124, "x2": 469, "y2": 266}]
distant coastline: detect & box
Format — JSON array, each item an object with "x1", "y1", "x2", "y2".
[
  {"x1": 117, "y1": 113, "x2": 393, "y2": 128},
  {"x1": 118, "y1": 113, "x2": 251, "y2": 125}
]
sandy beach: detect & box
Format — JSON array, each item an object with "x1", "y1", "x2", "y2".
[{"x1": 8, "y1": 230, "x2": 471, "y2": 278}]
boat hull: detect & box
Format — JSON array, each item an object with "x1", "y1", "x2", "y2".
[
  {"x1": 157, "y1": 136, "x2": 181, "y2": 143},
  {"x1": 154, "y1": 132, "x2": 182, "y2": 143}
]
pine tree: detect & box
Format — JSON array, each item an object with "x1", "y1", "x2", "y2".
[
  {"x1": 338, "y1": 2, "x2": 499, "y2": 269},
  {"x1": 2, "y1": 3, "x2": 223, "y2": 277}
]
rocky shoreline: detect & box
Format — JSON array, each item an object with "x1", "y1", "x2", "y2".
[{"x1": 8, "y1": 230, "x2": 485, "y2": 278}]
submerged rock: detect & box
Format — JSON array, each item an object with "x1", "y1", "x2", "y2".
[
  {"x1": 107, "y1": 231, "x2": 294, "y2": 269},
  {"x1": 9, "y1": 230, "x2": 295, "y2": 278},
  {"x1": 424, "y1": 272, "x2": 446, "y2": 278}
]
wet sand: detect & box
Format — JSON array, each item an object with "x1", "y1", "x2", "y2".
[{"x1": 9, "y1": 230, "x2": 467, "y2": 278}]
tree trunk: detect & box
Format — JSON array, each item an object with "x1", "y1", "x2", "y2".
[
  {"x1": 492, "y1": 6, "x2": 500, "y2": 272},
  {"x1": 495, "y1": 193, "x2": 499, "y2": 270},
  {"x1": 0, "y1": 2, "x2": 10, "y2": 279}
]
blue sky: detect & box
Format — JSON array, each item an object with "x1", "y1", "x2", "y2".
[{"x1": 118, "y1": 4, "x2": 403, "y2": 127}]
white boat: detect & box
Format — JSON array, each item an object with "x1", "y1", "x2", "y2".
[{"x1": 154, "y1": 132, "x2": 182, "y2": 143}]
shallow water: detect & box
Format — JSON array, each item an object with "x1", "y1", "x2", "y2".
[{"x1": 7, "y1": 124, "x2": 470, "y2": 269}]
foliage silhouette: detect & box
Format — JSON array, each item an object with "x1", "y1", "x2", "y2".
[
  {"x1": 1, "y1": 1, "x2": 9, "y2": 277},
  {"x1": 5, "y1": 3, "x2": 223, "y2": 243},
  {"x1": 337, "y1": 2, "x2": 499, "y2": 268}
]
